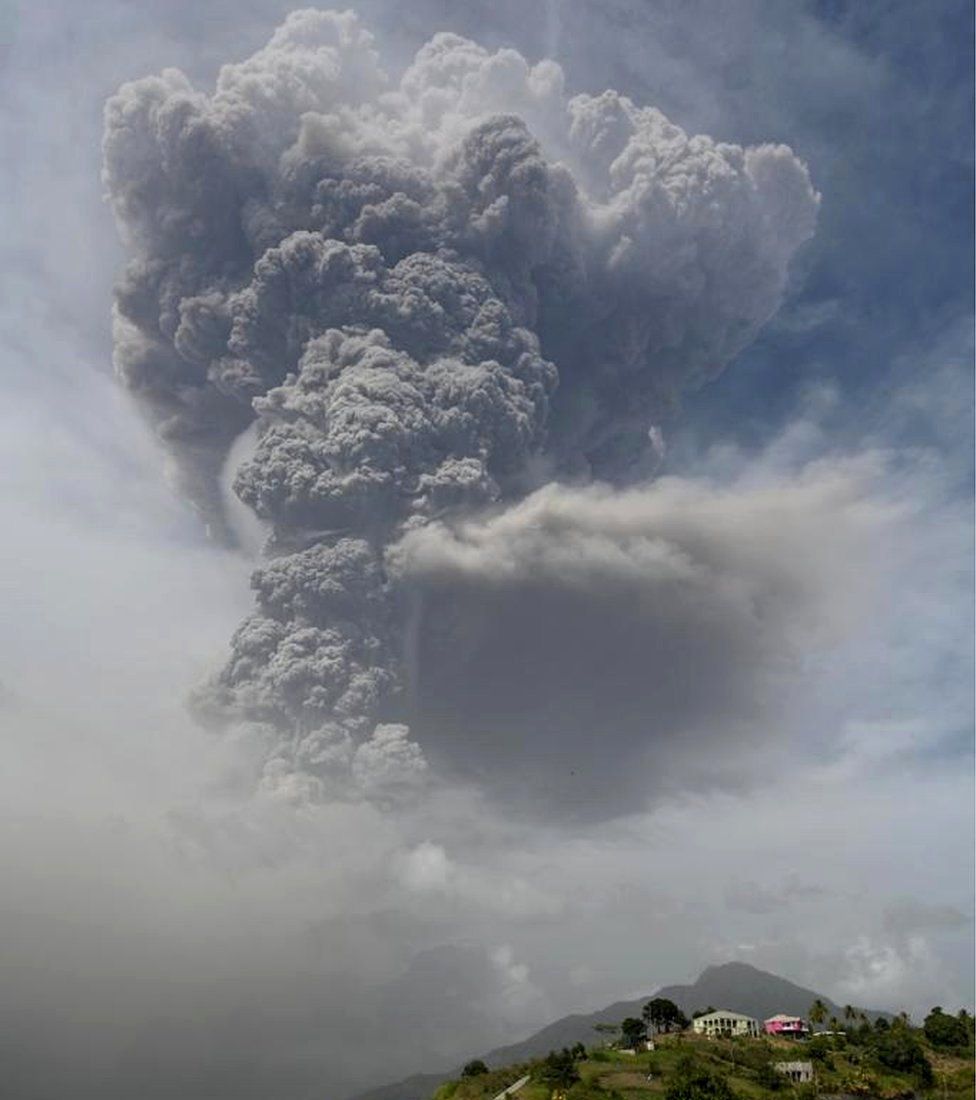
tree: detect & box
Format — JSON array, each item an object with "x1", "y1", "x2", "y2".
[
  {"x1": 809, "y1": 1000, "x2": 828, "y2": 1032},
  {"x1": 644, "y1": 997, "x2": 690, "y2": 1034},
  {"x1": 923, "y1": 1007, "x2": 970, "y2": 1050},
  {"x1": 843, "y1": 1005, "x2": 856, "y2": 1029},
  {"x1": 621, "y1": 1016, "x2": 648, "y2": 1049},
  {"x1": 461, "y1": 1059, "x2": 489, "y2": 1077},
  {"x1": 536, "y1": 1048, "x2": 581, "y2": 1090}
]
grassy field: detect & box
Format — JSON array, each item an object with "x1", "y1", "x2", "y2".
[{"x1": 431, "y1": 1030, "x2": 975, "y2": 1100}]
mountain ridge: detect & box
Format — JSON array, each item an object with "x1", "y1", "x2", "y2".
[{"x1": 346, "y1": 961, "x2": 892, "y2": 1100}]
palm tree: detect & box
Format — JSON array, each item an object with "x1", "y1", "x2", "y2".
[
  {"x1": 809, "y1": 999, "x2": 828, "y2": 1033},
  {"x1": 843, "y1": 1005, "x2": 856, "y2": 1031},
  {"x1": 828, "y1": 1016, "x2": 840, "y2": 1034}
]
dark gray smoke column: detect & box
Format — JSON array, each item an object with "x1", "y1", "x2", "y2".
[{"x1": 103, "y1": 10, "x2": 818, "y2": 801}]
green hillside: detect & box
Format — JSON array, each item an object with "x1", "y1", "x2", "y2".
[
  {"x1": 430, "y1": 1019, "x2": 974, "y2": 1100},
  {"x1": 349, "y1": 963, "x2": 895, "y2": 1100}
]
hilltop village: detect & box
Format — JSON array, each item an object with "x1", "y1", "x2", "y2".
[{"x1": 432, "y1": 999, "x2": 975, "y2": 1100}]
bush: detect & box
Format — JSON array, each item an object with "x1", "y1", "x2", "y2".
[
  {"x1": 461, "y1": 1060, "x2": 489, "y2": 1078},
  {"x1": 870, "y1": 1029, "x2": 933, "y2": 1086},
  {"x1": 807, "y1": 1037, "x2": 833, "y2": 1063},
  {"x1": 665, "y1": 1061, "x2": 737, "y2": 1100},
  {"x1": 754, "y1": 1061, "x2": 785, "y2": 1090},
  {"x1": 835, "y1": 1068, "x2": 880, "y2": 1096},
  {"x1": 731, "y1": 1039, "x2": 776, "y2": 1071},
  {"x1": 923, "y1": 1008, "x2": 970, "y2": 1051}
]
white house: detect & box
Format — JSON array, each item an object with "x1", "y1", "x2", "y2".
[
  {"x1": 691, "y1": 1010, "x2": 760, "y2": 1038},
  {"x1": 774, "y1": 1061, "x2": 814, "y2": 1083}
]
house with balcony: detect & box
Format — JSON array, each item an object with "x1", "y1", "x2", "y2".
[
  {"x1": 764, "y1": 1014, "x2": 810, "y2": 1038},
  {"x1": 691, "y1": 1010, "x2": 760, "y2": 1038}
]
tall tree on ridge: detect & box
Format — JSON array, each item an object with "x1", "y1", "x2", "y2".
[{"x1": 809, "y1": 1000, "x2": 828, "y2": 1032}]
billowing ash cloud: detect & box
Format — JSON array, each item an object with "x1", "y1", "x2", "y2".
[
  {"x1": 103, "y1": 8, "x2": 817, "y2": 805},
  {"x1": 390, "y1": 471, "x2": 880, "y2": 815}
]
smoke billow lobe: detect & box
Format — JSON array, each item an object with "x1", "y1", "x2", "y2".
[{"x1": 103, "y1": 9, "x2": 818, "y2": 802}]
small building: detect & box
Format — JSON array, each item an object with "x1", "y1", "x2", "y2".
[
  {"x1": 764, "y1": 1014, "x2": 810, "y2": 1039},
  {"x1": 691, "y1": 1010, "x2": 760, "y2": 1038},
  {"x1": 774, "y1": 1061, "x2": 814, "y2": 1083}
]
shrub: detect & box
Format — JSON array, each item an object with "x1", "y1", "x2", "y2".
[
  {"x1": 807, "y1": 1037, "x2": 832, "y2": 1062},
  {"x1": 665, "y1": 1061, "x2": 737, "y2": 1100},
  {"x1": 754, "y1": 1061, "x2": 785, "y2": 1090},
  {"x1": 836, "y1": 1068, "x2": 880, "y2": 1096},
  {"x1": 870, "y1": 1029, "x2": 933, "y2": 1086},
  {"x1": 733, "y1": 1040, "x2": 776, "y2": 1071},
  {"x1": 461, "y1": 1060, "x2": 489, "y2": 1078},
  {"x1": 923, "y1": 1008, "x2": 970, "y2": 1051}
]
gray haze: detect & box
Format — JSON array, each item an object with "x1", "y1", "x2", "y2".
[{"x1": 0, "y1": 3, "x2": 972, "y2": 1099}]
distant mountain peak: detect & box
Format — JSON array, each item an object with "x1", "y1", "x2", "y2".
[{"x1": 700, "y1": 961, "x2": 768, "y2": 975}]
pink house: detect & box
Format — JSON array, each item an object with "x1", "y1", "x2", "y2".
[{"x1": 764, "y1": 1015, "x2": 810, "y2": 1038}]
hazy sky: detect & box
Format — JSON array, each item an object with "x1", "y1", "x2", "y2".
[{"x1": 1, "y1": 3, "x2": 972, "y2": 1099}]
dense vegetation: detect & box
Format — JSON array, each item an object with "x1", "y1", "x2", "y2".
[{"x1": 431, "y1": 1003, "x2": 974, "y2": 1100}]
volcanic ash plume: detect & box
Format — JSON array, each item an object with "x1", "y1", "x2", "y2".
[{"x1": 103, "y1": 9, "x2": 818, "y2": 800}]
